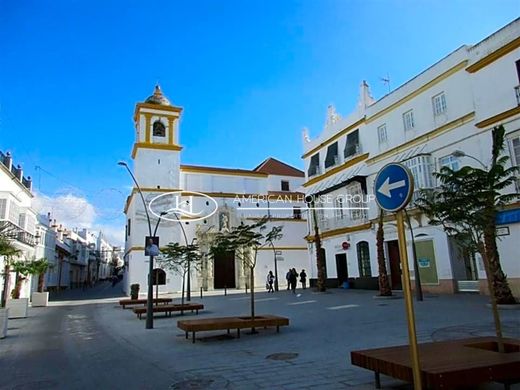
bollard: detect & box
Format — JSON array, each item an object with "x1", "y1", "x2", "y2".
[{"x1": 200, "y1": 287, "x2": 203, "y2": 299}]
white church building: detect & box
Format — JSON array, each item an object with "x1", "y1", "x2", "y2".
[{"x1": 122, "y1": 86, "x2": 309, "y2": 295}]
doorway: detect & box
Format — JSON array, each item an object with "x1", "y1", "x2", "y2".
[
  {"x1": 335, "y1": 253, "x2": 348, "y2": 286},
  {"x1": 387, "y1": 240, "x2": 402, "y2": 290},
  {"x1": 213, "y1": 251, "x2": 236, "y2": 289}
]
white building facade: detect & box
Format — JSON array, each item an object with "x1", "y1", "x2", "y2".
[
  {"x1": 0, "y1": 151, "x2": 37, "y2": 301},
  {"x1": 123, "y1": 86, "x2": 310, "y2": 295},
  {"x1": 302, "y1": 19, "x2": 520, "y2": 298}
]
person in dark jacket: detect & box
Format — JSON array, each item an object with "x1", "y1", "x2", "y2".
[
  {"x1": 300, "y1": 269, "x2": 307, "y2": 289},
  {"x1": 289, "y1": 268, "x2": 298, "y2": 293}
]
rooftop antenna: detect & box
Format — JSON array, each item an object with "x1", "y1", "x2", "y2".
[{"x1": 380, "y1": 73, "x2": 391, "y2": 94}]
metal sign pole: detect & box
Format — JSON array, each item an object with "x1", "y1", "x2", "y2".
[
  {"x1": 375, "y1": 162, "x2": 422, "y2": 390},
  {"x1": 396, "y1": 210, "x2": 422, "y2": 390}
]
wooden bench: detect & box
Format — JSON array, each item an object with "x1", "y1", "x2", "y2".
[
  {"x1": 133, "y1": 303, "x2": 204, "y2": 320},
  {"x1": 119, "y1": 298, "x2": 172, "y2": 309},
  {"x1": 351, "y1": 336, "x2": 520, "y2": 389},
  {"x1": 177, "y1": 315, "x2": 289, "y2": 343}
]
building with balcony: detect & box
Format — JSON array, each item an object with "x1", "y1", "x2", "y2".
[
  {"x1": 0, "y1": 151, "x2": 37, "y2": 301},
  {"x1": 122, "y1": 86, "x2": 309, "y2": 295},
  {"x1": 302, "y1": 18, "x2": 520, "y2": 297}
]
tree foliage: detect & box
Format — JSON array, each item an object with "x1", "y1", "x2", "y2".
[
  {"x1": 159, "y1": 242, "x2": 202, "y2": 305},
  {"x1": 210, "y1": 217, "x2": 283, "y2": 321},
  {"x1": 417, "y1": 125, "x2": 517, "y2": 304}
]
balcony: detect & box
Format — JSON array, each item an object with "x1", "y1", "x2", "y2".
[
  {"x1": 317, "y1": 211, "x2": 368, "y2": 232},
  {"x1": 516, "y1": 85, "x2": 520, "y2": 106},
  {"x1": 0, "y1": 220, "x2": 38, "y2": 247}
]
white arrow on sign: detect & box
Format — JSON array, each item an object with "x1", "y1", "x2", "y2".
[{"x1": 378, "y1": 177, "x2": 406, "y2": 198}]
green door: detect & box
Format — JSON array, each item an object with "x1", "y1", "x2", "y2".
[{"x1": 415, "y1": 240, "x2": 439, "y2": 284}]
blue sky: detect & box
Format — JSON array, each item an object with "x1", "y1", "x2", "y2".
[{"x1": 1, "y1": 1, "x2": 518, "y2": 244}]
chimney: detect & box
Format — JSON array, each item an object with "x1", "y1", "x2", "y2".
[
  {"x1": 14, "y1": 164, "x2": 22, "y2": 180},
  {"x1": 25, "y1": 176, "x2": 33, "y2": 191},
  {"x1": 4, "y1": 152, "x2": 12, "y2": 170}
]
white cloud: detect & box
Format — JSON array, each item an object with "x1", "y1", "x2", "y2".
[{"x1": 33, "y1": 191, "x2": 124, "y2": 247}]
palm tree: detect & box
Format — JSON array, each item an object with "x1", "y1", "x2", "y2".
[
  {"x1": 0, "y1": 230, "x2": 22, "y2": 307},
  {"x1": 376, "y1": 208, "x2": 392, "y2": 296},
  {"x1": 29, "y1": 258, "x2": 50, "y2": 293},
  {"x1": 10, "y1": 260, "x2": 31, "y2": 299}
]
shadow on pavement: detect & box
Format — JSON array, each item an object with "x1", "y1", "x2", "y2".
[{"x1": 49, "y1": 280, "x2": 126, "y2": 302}]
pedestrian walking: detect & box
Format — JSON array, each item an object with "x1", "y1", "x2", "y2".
[
  {"x1": 266, "y1": 271, "x2": 275, "y2": 293},
  {"x1": 300, "y1": 269, "x2": 307, "y2": 289},
  {"x1": 286, "y1": 270, "x2": 291, "y2": 290},
  {"x1": 289, "y1": 268, "x2": 298, "y2": 293}
]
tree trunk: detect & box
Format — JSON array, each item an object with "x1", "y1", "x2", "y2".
[
  {"x1": 38, "y1": 272, "x2": 45, "y2": 293},
  {"x1": 478, "y1": 242, "x2": 505, "y2": 353},
  {"x1": 250, "y1": 266, "x2": 255, "y2": 321},
  {"x1": 377, "y1": 209, "x2": 392, "y2": 296},
  {"x1": 1, "y1": 264, "x2": 10, "y2": 307},
  {"x1": 311, "y1": 201, "x2": 326, "y2": 292},
  {"x1": 12, "y1": 274, "x2": 23, "y2": 299},
  {"x1": 483, "y1": 220, "x2": 516, "y2": 305}
]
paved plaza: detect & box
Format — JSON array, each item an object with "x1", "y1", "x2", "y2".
[{"x1": 0, "y1": 283, "x2": 519, "y2": 389}]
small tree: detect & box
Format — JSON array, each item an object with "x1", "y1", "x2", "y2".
[
  {"x1": 376, "y1": 208, "x2": 392, "y2": 296},
  {"x1": 210, "y1": 217, "x2": 282, "y2": 327},
  {"x1": 159, "y1": 242, "x2": 202, "y2": 306},
  {"x1": 29, "y1": 258, "x2": 50, "y2": 293},
  {"x1": 0, "y1": 226, "x2": 21, "y2": 306},
  {"x1": 10, "y1": 260, "x2": 31, "y2": 299}
]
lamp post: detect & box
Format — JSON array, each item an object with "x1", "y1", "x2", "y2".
[
  {"x1": 118, "y1": 161, "x2": 155, "y2": 330},
  {"x1": 168, "y1": 211, "x2": 192, "y2": 301},
  {"x1": 451, "y1": 150, "x2": 487, "y2": 169}
]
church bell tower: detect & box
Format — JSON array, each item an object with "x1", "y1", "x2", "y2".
[{"x1": 131, "y1": 85, "x2": 182, "y2": 190}]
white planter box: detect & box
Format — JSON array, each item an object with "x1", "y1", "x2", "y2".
[
  {"x1": 6, "y1": 298, "x2": 29, "y2": 319},
  {"x1": 0, "y1": 308, "x2": 8, "y2": 339},
  {"x1": 31, "y1": 292, "x2": 49, "y2": 307}
]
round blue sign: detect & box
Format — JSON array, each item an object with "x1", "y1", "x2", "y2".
[{"x1": 374, "y1": 163, "x2": 414, "y2": 212}]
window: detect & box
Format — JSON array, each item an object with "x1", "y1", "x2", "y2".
[
  {"x1": 293, "y1": 207, "x2": 302, "y2": 219},
  {"x1": 357, "y1": 241, "x2": 372, "y2": 278},
  {"x1": 511, "y1": 137, "x2": 520, "y2": 167},
  {"x1": 325, "y1": 142, "x2": 339, "y2": 168},
  {"x1": 403, "y1": 110, "x2": 415, "y2": 131},
  {"x1": 0, "y1": 199, "x2": 6, "y2": 219},
  {"x1": 344, "y1": 129, "x2": 360, "y2": 159},
  {"x1": 403, "y1": 155, "x2": 434, "y2": 189},
  {"x1": 18, "y1": 213, "x2": 26, "y2": 229},
  {"x1": 377, "y1": 124, "x2": 387, "y2": 145},
  {"x1": 345, "y1": 181, "x2": 367, "y2": 221},
  {"x1": 281, "y1": 180, "x2": 290, "y2": 191},
  {"x1": 8, "y1": 202, "x2": 19, "y2": 224},
  {"x1": 127, "y1": 218, "x2": 131, "y2": 237},
  {"x1": 307, "y1": 154, "x2": 320, "y2": 177},
  {"x1": 334, "y1": 197, "x2": 345, "y2": 219},
  {"x1": 432, "y1": 93, "x2": 447, "y2": 116},
  {"x1": 152, "y1": 121, "x2": 166, "y2": 137},
  {"x1": 439, "y1": 155, "x2": 459, "y2": 171}
]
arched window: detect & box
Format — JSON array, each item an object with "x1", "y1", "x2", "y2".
[
  {"x1": 357, "y1": 241, "x2": 371, "y2": 278},
  {"x1": 152, "y1": 268, "x2": 166, "y2": 285},
  {"x1": 153, "y1": 121, "x2": 166, "y2": 137}
]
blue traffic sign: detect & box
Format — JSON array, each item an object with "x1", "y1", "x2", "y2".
[{"x1": 374, "y1": 163, "x2": 414, "y2": 212}]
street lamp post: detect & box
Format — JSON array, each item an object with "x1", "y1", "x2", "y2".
[
  {"x1": 451, "y1": 150, "x2": 487, "y2": 169},
  {"x1": 118, "y1": 161, "x2": 155, "y2": 330}
]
